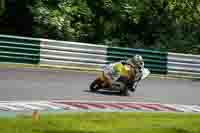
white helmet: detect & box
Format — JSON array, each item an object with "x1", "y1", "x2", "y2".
[
  {"x1": 126, "y1": 54, "x2": 143, "y2": 67},
  {"x1": 133, "y1": 54, "x2": 144, "y2": 66}
]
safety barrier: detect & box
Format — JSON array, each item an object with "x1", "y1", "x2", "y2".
[
  {"x1": 107, "y1": 47, "x2": 168, "y2": 74},
  {"x1": 0, "y1": 34, "x2": 200, "y2": 78},
  {"x1": 0, "y1": 34, "x2": 40, "y2": 64},
  {"x1": 167, "y1": 52, "x2": 200, "y2": 77},
  {"x1": 40, "y1": 39, "x2": 107, "y2": 71}
]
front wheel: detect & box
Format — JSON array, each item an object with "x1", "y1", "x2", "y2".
[
  {"x1": 118, "y1": 82, "x2": 129, "y2": 96},
  {"x1": 89, "y1": 79, "x2": 101, "y2": 92},
  {"x1": 120, "y1": 87, "x2": 129, "y2": 96}
]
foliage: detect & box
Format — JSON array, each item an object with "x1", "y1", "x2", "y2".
[
  {"x1": 1, "y1": 0, "x2": 200, "y2": 54},
  {"x1": 30, "y1": 0, "x2": 95, "y2": 42}
]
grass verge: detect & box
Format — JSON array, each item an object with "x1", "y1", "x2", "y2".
[{"x1": 0, "y1": 112, "x2": 200, "y2": 133}]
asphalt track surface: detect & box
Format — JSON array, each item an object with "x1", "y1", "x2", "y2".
[{"x1": 0, "y1": 67, "x2": 200, "y2": 105}]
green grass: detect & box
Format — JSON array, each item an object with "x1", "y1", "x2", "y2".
[{"x1": 0, "y1": 112, "x2": 200, "y2": 133}]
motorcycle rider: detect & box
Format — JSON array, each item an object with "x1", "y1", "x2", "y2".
[
  {"x1": 126, "y1": 54, "x2": 144, "y2": 91},
  {"x1": 103, "y1": 54, "x2": 144, "y2": 91}
]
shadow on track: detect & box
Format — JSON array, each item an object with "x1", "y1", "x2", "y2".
[{"x1": 84, "y1": 90, "x2": 127, "y2": 96}]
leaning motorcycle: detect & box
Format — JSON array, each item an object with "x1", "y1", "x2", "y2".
[{"x1": 89, "y1": 62, "x2": 151, "y2": 96}]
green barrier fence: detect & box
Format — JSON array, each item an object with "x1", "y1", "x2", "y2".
[
  {"x1": 0, "y1": 35, "x2": 40, "y2": 64},
  {"x1": 107, "y1": 47, "x2": 168, "y2": 74},
  {"x1": 0, "y1": 34, "x2": 200, "y2": 78}
]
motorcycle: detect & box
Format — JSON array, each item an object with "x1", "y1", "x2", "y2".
[{"x1": 89, "y1": 61, "x2": 151, "y2": 96}]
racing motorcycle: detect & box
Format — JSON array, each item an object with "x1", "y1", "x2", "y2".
[{"x1": 89, "y1": 61, "x2": 150, "y2": 96}]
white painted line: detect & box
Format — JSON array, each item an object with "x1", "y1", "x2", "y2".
[
  {"x1": 176, "y1": 105, "x2": 200, "y2": 112},
  {"x1": 163, "y1": 104, "x2": 198, "y2": 112},
  {"x1": 33, "y1": 103, "x2": 62, "y2": 110},
  {"x1": 0, "y1": 104, "x2": 23, "y2": 111},
  {"x1": 52, "y1": 102, "x2": 79, "y2": 110},
  {"x1": 6, "y1": 103, "x2": 44, "y2": 110}
]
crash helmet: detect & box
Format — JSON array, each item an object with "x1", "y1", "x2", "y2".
[{"x1": 132, "y1": 54, "x2": 144, "y2": 66}]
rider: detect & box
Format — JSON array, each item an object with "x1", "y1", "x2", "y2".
[
  {"x1": 126, "y1": 54, "x2": 144, "y2": 91},
  {"x1": 103, "y1": 54, "x2": 144, "y2": 91}
]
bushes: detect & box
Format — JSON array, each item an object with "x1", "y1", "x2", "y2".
[
  {"x1": 30, "y1": 0, "x2": 95, "y2": 42},
  {"x1": 1, "y1": 0, "x2": 200, "y2": 54}
]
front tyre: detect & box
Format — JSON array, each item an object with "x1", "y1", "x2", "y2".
[
  {"x1": 89, "y1": 79, "x2": 101, "y2": 92},
  {"x1": 120, "y1": 88, "x2": 129, "y2": 96},
  {"x1": 119, "y1": 82, "x2": 129, "y2": 96}
]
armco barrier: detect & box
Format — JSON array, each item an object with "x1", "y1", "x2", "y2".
[
  {"x1": 40, "y1": 39, "x2": 107, "y2": 70},
  {"x1": 0, "y1": 34, "x2": 200, "y2": 78},
  {"x1": 107, "y1": 47, "x2": 168, "y2": 74},
  {"x1": 167, "y1": 52, "x2": 200, "y2": 77},
  {"x1": 0, "y1": 35, "x2": 40, "y2": 64}
]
